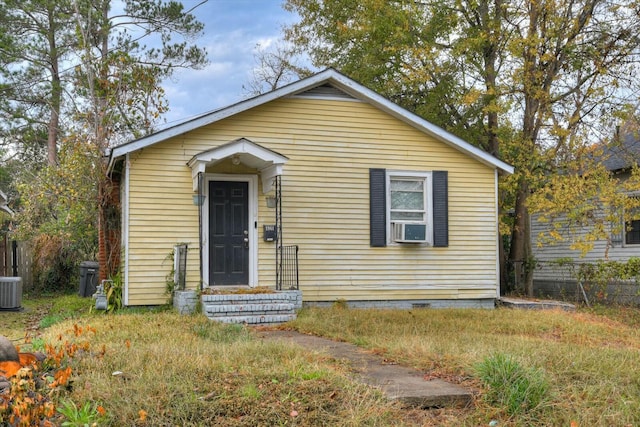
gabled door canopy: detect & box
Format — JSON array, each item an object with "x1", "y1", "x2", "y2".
[{"x1": 187, "y1": 138, "x2": 288, "y2": 193}]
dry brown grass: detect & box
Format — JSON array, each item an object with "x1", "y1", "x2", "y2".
[
  {"x1": 290, "y1": 305, "x2": 640, "y2": 426},
  {"x1": 8, "y1": 297, "x2": 640, "y2": 426},
  {"x1": 41, "y1": 311, "x2": 412, "y2": 426}
]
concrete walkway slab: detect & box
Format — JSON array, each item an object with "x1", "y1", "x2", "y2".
[
  {"x1": 257, "y1": 329, "x2": 474, "y2": 408},
  {"x1": 499, "y1": 297, "x2": 576, "y2": 311}
]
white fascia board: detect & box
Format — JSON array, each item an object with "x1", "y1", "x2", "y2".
[
  {"x1": 187, "y1": 138, "x2": 288, "y2": 167},
  {"x1": 122, "y1": 153, "x2": 130, "y2": 306},
  {"x1": 260, "y1": 164, "x2": 283, "y2": 193}
]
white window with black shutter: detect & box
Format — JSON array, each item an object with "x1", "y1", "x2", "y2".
[{"x1": 370, "y1": 168, "x2": 448, "y2": 247}]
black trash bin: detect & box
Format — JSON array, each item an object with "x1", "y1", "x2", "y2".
[{"x1": 79, "y1": 261, "x2": 99, "y2": 297}]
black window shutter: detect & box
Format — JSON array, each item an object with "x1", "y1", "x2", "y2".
[
  {"x1": 432, "y1": 171, "x2": 449, "y2": 247},
  {"x1": 370, "y1": 168, "x2": 387, "y2": 247}
]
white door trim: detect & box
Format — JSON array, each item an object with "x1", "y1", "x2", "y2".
[{"x1": 202, "y1": 174, "x2": 258, "y2": 287}]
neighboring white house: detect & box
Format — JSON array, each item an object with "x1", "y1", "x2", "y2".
[{"x1": 532, "y1": 130, "x2": 640, "y2": 302}]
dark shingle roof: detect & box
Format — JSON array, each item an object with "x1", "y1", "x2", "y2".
[{"x1": 601, "y1": 128, "x2": 640, "y2": 171}]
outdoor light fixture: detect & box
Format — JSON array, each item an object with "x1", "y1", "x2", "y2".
[
  {"x1": 192, "y1": 194, "x2": 205, "y2": 206},
  {"x1": 231, "y1": 154, "x2": 241, "y2": 165},
  {"x1": 266, "y1": 196, "x2": 277, "y2": 208}
]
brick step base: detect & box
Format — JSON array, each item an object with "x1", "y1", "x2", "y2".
[
  {"x1": 213, "y1": 314, "x2": 297, "y2": 324},
  {"x1": 204, "y1": 303, "x2": 295, "y2": 315},
  {"x1": 201, "y1": 290, "x2": 302, "y2": 325}
]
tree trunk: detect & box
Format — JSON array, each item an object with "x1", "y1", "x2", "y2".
[
  {"x1": 96, "y1": 0, "x2": 112, "y2": 282},
  {"x1": 480, "y1": 0, "x2": 507, "y2": 294},
  {"x1": 46, "y1": 4, "x2": 61, "y2": 166},
  {"x1": 509, "y1": 179, "x2": 533, "y2": 295}
]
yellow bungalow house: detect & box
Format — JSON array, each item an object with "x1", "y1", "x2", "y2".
[{"x1": 107, "y1": 69, "x2": 513, "y2": 311}]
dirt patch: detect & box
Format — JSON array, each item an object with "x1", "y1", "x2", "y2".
[{"x1": 2, "y1": 301, "x2": 52, "y2": 345}]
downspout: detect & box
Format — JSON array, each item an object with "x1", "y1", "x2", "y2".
[
  {"x1": 495, "y1": 168, "x2": 501, "y2": 300},
  {"x1": 275, "y1": 175, "x2": 282, "y2": 290},
  {"x1": 122, "y1": 154, "x2": 130, "y2": 306}
]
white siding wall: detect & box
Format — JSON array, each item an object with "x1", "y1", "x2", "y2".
[{"x1": 532, "y1": 212, "x2": 640, "y2": 282}]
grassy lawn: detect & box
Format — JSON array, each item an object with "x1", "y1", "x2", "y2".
[{"x1": 3, "y1": 295, "x2": 640, "y2": 426}]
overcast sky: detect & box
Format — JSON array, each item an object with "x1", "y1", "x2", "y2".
[{"x1": 161, "y1": 0, "x2": 301, "y2": 127}]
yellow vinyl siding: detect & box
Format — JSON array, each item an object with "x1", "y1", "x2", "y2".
[
  {"x1": 126, "y1": 145, "x2": 200, "y2": 306},
  {"x1": 125, "y1": 97, "x2": 498, "y2": 305}
]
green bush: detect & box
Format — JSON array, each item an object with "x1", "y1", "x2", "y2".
[
  {"x1": 57, "y1": 399, "x2": 105, "y2": 426},
  {"x1": 475, "y1": 353, "x2": 549, "y2": 416}
]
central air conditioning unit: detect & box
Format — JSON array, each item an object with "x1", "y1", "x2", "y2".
[
  {"x1": 393, "y1": 223, "x2": 428, "y2": 243},
  {"x1": 0, "y1": 277, "x2": 22, "y2": 310}
]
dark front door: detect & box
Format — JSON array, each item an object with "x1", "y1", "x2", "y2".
[{"x1": 209, "y1": 180, "x2": 249, "y2": 285}]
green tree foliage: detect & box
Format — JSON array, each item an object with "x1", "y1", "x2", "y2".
[
  {"x1": 4, "y1": 0, "x2": 207, "y2": 290},
  {"x1": 283, "y1": 0, "x2": 640, "y2": 294},
  {"x1": 284, "y1": 0, "x2": 496, "y2": 146},
  {"x1": 70, "y1": 0, "x2": 208, "y2": 279},
  {"x1": 72, "y1": 0, "x2": 207, "y2": 146},
  {"x1": 0, "y1": 0, "x2": 76, "y2": 166},
  {"x1": 13, "y1": 136, "x2": 100, "y2": 291}
]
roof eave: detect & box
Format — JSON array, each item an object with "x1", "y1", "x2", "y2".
[
  {"x1": 108, "y1": 68, "x2": 514, "y2": 175},
  {"x1": 109, "y1": 69, "x2": 342, "y2": 161},
  {"x1": 324, "y1": 76, "x2": 514, "y2": 174}
]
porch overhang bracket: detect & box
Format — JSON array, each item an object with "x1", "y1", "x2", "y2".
[{"x1": 260, "y1": 164, "x2": 283, "y2": 193}]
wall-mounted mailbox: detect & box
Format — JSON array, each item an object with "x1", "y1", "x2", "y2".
[{"x1": 263, "y1": 225, "x2": 277, "y2": 242}]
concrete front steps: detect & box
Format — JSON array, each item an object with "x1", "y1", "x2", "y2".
[{"x1": 201, "y1": 290, "x2": 302, "y2": 325}]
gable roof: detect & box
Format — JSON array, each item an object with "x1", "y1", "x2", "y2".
[
  {"x1": 601, "y1": 128, "x2": 640, "y2": 172},
  {"x1": 108, "y1": 68, "x2": 514, "y2": 174},
  {"x1": 187, "y1": 137, "x2": 289, "y2": 193}
]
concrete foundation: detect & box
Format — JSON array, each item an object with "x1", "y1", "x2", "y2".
[{"x1": 304, "y1": 298, "x2": 496, "y2": 310}]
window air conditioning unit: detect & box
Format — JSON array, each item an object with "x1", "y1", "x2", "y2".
[{"x1": 393, "y1": 223, "x2": 428, "y2": 243}]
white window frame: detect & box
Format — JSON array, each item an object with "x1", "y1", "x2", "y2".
[
  {"x1": 385, "y1": 170, "x2": 433, "y2": 245},
  {"x1": 618, "y1": 193, "x2": 640, "y2": 247},
  {"x1": 624, "y1": 196, "x2": 640, "y2": 246}
]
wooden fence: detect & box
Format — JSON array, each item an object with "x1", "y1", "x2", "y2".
[
  {"x1": 0, "y1": 234, "x2": 9, "y2": 276},
  {"x1": 0, "y1": 236, "x2": 33, "y2": 289}
]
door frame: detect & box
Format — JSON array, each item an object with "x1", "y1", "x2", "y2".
[{"x1": 202, "y1": 173, "x2": 258, "y2": 287}]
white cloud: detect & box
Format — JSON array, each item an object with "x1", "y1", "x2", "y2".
[{"x1": 159, "y1": 1, "x2": 295, "y2": 126}]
